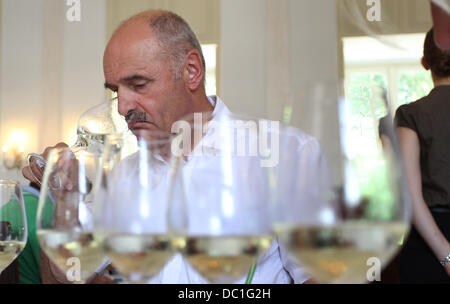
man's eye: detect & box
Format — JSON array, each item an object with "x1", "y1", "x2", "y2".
[{"x1": 132, "y1": 82, "x2": 147, "y2": 89}]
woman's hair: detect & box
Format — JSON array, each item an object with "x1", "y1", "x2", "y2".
[{"x1": 424, "y1": 28, "x2": 450, "y2": 78}]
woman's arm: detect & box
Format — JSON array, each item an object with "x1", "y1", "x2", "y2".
[{"x1": 397, "y1": 127, "x2": 450, "y2": 275}]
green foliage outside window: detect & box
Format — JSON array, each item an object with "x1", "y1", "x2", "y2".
[
  {"x1": 397, "y1": 71, "x2": 433, "y2": 106},
  {"x1": 347, "y1": 73, "x2": 387, "y2": 120}
]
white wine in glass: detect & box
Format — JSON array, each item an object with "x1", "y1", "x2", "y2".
[
  {"x1": 94, "y1": 130, "x2": 177, "y2": 283},
  {"x1": 36, "y1": 148, "x2": 107, "y2": 283},
  {"x1": 102, "y1": 234, "x2": 174, "y2": 282},
  {"x1": 274, "y1": 222, "x2": 407, "y2": 283},
  {"x1": 271, "y1": 83, "x2": 411, "y2": 284},
  {"x1": 174, "y1": 235, "x2": 272, "y2": 284},
  {"x1": 0, "y1": 180, "x2": 27, "y2": 275},
  {"x1": 168, "y1": 112, "x2": 274, "y2": 284},
  {"x1": 75, "y1": 97, "x2": 130, "y2": 149}
]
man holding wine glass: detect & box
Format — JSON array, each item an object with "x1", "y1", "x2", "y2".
[
  {"x1": 21, "y1": 9, "x2": 327, "y2": 284},
  {"x1": 16, "y1": 1, "x2": 450, "y2": 285}
]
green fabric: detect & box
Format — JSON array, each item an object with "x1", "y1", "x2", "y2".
[
  {"x1": 1, "y1": 198, "x2": 26, "y2": 239},
  {"x1": 16, "y1": 190, "x2": 54, "y2": 284},
  {"x1": 17, "y1": 190, "x2": 41, "y2": 284}
]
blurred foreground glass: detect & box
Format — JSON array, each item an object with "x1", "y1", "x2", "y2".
[
  {"x1": 168, "y1": 112, "x2": 273, "y2": 284},
  {"x1": 36, "y1": 148, "x2": 107, "y2": 283},
  {"x1": 272, "y1": 83, "x2": 411, "y2": 283},
  {"x1": 0, "y1": 180, "x2": 27, "y2": 274},
  {"x1": 28, "y1": 98, "x2": 135, "y2": 184},
  {"x1": 94, "y1": 130, "x2": 176, "y2": 283}
]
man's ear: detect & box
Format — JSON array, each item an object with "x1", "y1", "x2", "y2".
[
  {"x1": 183, "y1": 49, "x2": 204, "y2": 91},
  {"x1": 421, "y1": 56, "x2": 430, "y2": 70}
]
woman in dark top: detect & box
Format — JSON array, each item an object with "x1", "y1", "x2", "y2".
[{"x1": 395, "y1": 28, "x2": 450, "y2": 283}]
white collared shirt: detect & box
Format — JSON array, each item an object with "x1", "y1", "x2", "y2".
[{"x1": 144, "y1": 96, "x2": 316, "y2": 284}]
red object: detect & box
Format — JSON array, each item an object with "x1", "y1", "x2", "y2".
[{"x1": 430, "y1": 2, "x2": 450, "y2": 51}]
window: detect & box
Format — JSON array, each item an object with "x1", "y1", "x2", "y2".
[
  {"x1": 201, "y1": 44, "x2": 218, "y2": 96},
  {"x1": 344, "y1": 33, "x2": 433, "y2": 110},
  {"x1": 397, "y1": 69, "x2": 433, "y2": 107},
  {"x1": 343, "y1": 34, "x2": 433, "y2": 155}
]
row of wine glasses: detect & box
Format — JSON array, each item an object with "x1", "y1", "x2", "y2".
[
  {"x1": 33, "y1": 88, "x2": 411, "y2": 284},
  {"x1": 32, "y1": 99, "x2": 133, "y2": 283}
]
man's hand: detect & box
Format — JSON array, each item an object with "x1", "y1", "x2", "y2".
[{"x1": 22, "y1": 142, "x2": 68, "y2": 185}]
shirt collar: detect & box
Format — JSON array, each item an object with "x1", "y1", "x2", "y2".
[
  {"x1": 186, "y1": 95, "x2": 231, "y2": 159},
  {"x1": 207, "y1": 95, "x2": 231, "y2": 120}
]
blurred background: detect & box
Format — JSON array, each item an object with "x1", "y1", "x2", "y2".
[{"x1": 0, "y1": 0, "x2": 433, "y2": 183}]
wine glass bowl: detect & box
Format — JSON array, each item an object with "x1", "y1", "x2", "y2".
[
  {"x1": 36, "y1": 148, "x2": 106, "y2": 283},
  {"x1": 271, "y1": 83, "x2": 411, "y2": 284},
  {"x1": 93, "y1": 130, "x2": 177, "y2": 283},
  {"x1": 75, "y1": 98, "x2": 131, "y2": 149},
  {"x1": 167, "y1": 112, "x2": 274, "y2": 284},
  {"x1": 0, "y1": 180, "x2": 27, "y2": 275}
]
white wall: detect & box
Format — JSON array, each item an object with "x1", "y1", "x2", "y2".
[
  {"x1": 60, "y1": 0, "x2": 107, "y2": 146},
  {"x1": 220, "y1": 0, "x2": 267, "y2": 119},
  {"x1": 220, "y1": 0, "x2": 341, "y2": 120},
  {"x1": 0, "y1": 0, "x2": 106, "y2": 182},
  {"x1": 0, "y1": 0, "x2": 44, "y2": 182},
  {"x1": 1, "y1": 0, "x2": 43, "y2": 153},
  {"x1": 287, "y1": 0, "x2": 341, "y2": 182},
  {"x1": 220, "y1": 0, "x2": 342, "y2": 181}
]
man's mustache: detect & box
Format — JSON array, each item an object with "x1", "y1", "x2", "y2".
[{"x1": 125, "y1": 110, "x2": 152, "y2": 124}]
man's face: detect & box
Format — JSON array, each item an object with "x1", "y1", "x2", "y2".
[{"x1": 103, "y1": 24, "x2": 191, "y2": 135}]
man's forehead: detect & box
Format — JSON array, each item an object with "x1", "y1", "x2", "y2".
[
  {"x1": 104, "y1": 20, "x2": 160, "y2": 59},
  {"x1": 103, "y1": 36, "x2": 162, "y2": 73},
  {"x1": 105, "y1": 33, "x2": 159, "y2": 59}
]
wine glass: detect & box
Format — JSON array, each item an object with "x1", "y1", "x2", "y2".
[
  {"x1": 0, "y1": 180, "x2": 27, "y2": 275},
  {"x1": 27, "y1": 98, "x2": 135, "y2": 184},
  {"x1": 36, "y1": 147, "x2": 107, "y2": 283},
  {"x1": 167, "y1": 112, "x2": 273, "y2": 284},
  {"x1": 271, "y1": 81, "x2": 411, "y2": 283},
  {"x1": 93, "y1": 130, "x2": 177, "y2": 283}
]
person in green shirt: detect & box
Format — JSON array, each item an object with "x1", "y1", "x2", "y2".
[
  {"x1": 16, "y1": 184, "x2": 116, "y2": 284},
  {"x1": 18, "y1": 184, "x2": 44, "y2": 284},
  {"x1": 0, "y1": 183, "x2": 42, "y2": 283},
  {"x1": 1, "y1": 183, "x2": 55, "y2": 284}
]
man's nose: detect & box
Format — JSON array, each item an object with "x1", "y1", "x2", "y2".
[{"x1": 117, "y1": 88, "x2": 136, "y2": 117}]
